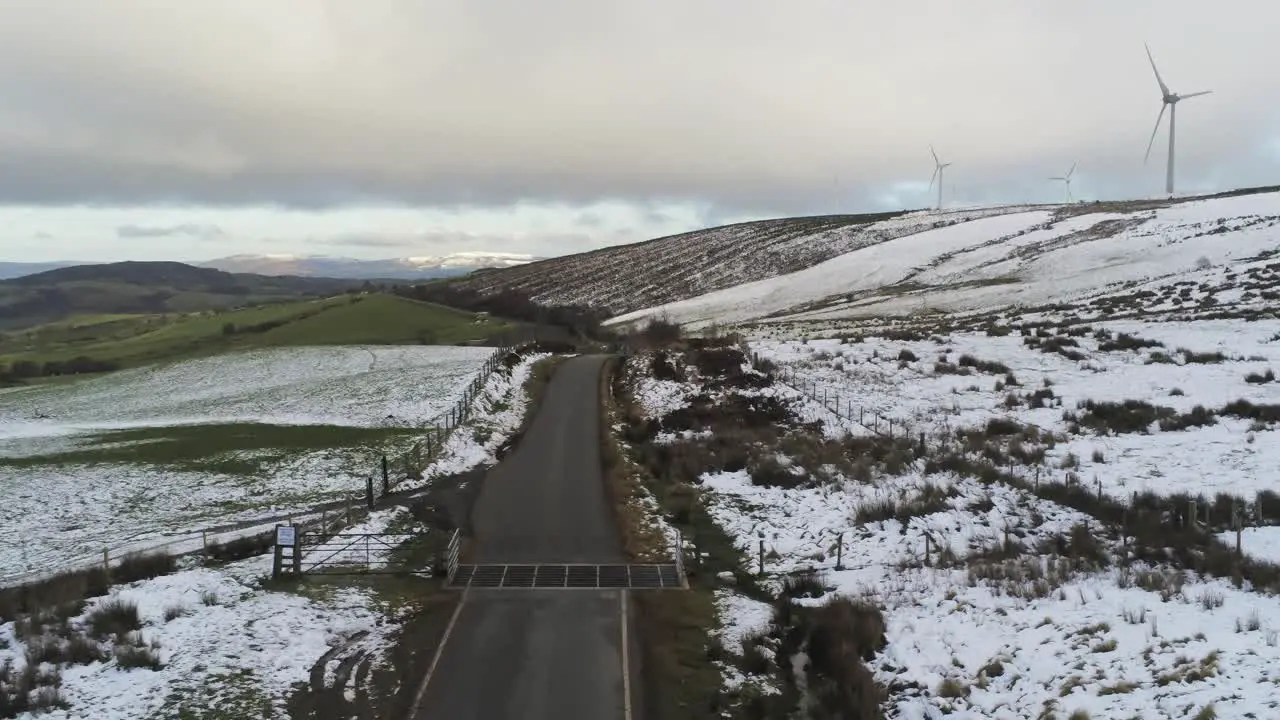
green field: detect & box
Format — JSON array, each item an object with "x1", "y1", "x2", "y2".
[{"x1": 0, "y1": 293, "x2": 512, "y2": 374}]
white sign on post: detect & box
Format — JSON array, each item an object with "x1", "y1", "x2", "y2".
[{"x1": 276, "y1": 525, "x2": 296, "y2": 547}]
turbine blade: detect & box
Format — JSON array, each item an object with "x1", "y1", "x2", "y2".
[
  {"x1": 1144, "y1": 102, "x2": 1167, "y2": 163},
  {"x1": 1145, "y1": 43, "x2": 1171, "y2": 97},
  {"x1": 929, "y1": 165, "x2": 939, "y2": 190},
  {"x1": 1181, "y1": 90, "x2": 1212, "y2": 99},
  {"x1": 930, "y1": 145, "x2": 940, "y2": 165},
  {"x1": 1049, "y1": 177, "x2": 1064, "y2": 181},
  {"x1": 1067, "y1": 161, "x2": 1076, "y2": 179}
]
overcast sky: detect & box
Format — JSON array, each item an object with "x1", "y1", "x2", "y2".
[{"x1": 2, "y1": 0, "x2": 1277, "y2": 263}]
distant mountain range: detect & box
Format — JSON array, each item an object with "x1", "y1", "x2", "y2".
[
  {"x1": 0, "y1": 252, "x2": 540, "y2": 282},
  {"x1": 199, "y1": 252, "x2": 540, "y2": 279},
  {"x1": 0, "y1": 262, "x2": 85, "y2": 280}
]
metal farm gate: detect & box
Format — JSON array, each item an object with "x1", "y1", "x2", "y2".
[{"x1": 274, "y1": 527, "x2": 445, "y2": 577}]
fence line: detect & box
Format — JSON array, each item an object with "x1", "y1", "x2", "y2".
[{"x1": 739, "y1": 339, "x2": 921, "y2": 444}]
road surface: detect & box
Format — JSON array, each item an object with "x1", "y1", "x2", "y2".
[{"x1": 412, "y1": 354, "x2": 640, "y2": 720}]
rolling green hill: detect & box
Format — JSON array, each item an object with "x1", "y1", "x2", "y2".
[
  {"x1": 0, "y1": 260, "x2": 357, "y2": 331},
  {"x1": 0, "y1": 293, "x2": 512, "y2": 381}
]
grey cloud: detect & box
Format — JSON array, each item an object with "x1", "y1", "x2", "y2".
[
  {"x1": 0, "y1": 1, "x2": 1278, "y2": 216},
  {"x1": 316, "y1": 234, "x2": 422, "y2": 249},
  {"x1": 116, "y1": 223, "x2": 226, "y2": 239}
]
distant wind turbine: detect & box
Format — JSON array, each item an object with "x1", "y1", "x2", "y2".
[
  {"x1": 928, "y1": 145, "x2": 951, "y2": 210},
  {"x1": 1049, "y1": 162, "x2": 1077, "y2": 203},
  {"x1": 1143, "y1": 43, "x2": 1212, "y2": 197}
]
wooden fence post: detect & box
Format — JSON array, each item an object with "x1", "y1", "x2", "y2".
[
  {"x1": 835, "y1": 533, "x2": 844, "y2": 570},
  {"x1": 924, "y1": 535, "x2": 932, "y2": 567},
  {"x1": 381, "y1": 455, "x2": 390, "y2": 494},
  {"x1": 366, "y1": 475, "x2": 375, "y2": 510},
  {"x1": 758, "y1": 539, "x2": 765, "y2": 577}
]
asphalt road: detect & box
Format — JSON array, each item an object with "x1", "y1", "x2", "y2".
[{"x1": 412, "y1": 354, "x2": 639, "y2": 720}]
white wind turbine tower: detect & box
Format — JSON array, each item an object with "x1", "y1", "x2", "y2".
[
  {"x1": 1049, "y1": 162, "x2": 1076, "y2": 203},
  {"x1": 1143, "y1": 43, "x2": 1212, "y2": 197},
  {"x1": 928, "y1": 145, "x2": 951, "y2": 210}
]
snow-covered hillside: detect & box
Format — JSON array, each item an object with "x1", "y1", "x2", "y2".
[
  {"x1": 451, "y1": 207, "x2": 1043, "y2": 315},
  {"x1": 607, "y1": 189, "x2": 1280, "y2": 329}
]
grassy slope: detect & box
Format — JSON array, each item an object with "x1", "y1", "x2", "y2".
[
  {"x1": 0, "y1": 293, "x2": 511, "y2": 371},
  {"x1": 256, "y1": 294, "x2": 507, "y2": 346}
]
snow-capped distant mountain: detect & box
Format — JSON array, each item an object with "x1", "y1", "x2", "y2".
[{"x1": 197, "y1": 252, "x2": 539, "y2": 279}]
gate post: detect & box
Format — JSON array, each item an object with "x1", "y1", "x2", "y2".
[
  {"x1": 366, "y1": 474, "x2": 375, "y2": 510},
  {"x1": 381, "y1": 455, "x2": 389, "y2": 495},
  {"x1": 674, "y1": 529, "x2": 684, "y2": 580},
  {"x1": 272, "y1": 535, "x2": 282, "y2": 579}
]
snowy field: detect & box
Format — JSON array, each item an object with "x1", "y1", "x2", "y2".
[
  {"x1": 749, "y1": 318, "x2": 1280, "y2": 504},
  {"x1": 608, "y1": 190, "x2": 1280, "y2": 329},
  {"x1": 624, "y1": 337, "x2": 1280, "y2": 718},
  {"x1": 0, "y1": 346, "x2": 495, "y2": 584},
  {"x1": 0, "y1": 345, "x2": 495, "y2": 442},
  {"x1": 0, "y1": 350, "x2": 547, "y2": 719}
]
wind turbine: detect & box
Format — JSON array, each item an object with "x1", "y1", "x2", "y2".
[
  {"x1": 1143, "y1": 43, "x2": 1211, "y2": 197},
  {"x1": 1049, "y1": 162, "x2": 1076, "y2": 203},
  {"x1": 928, "y1": 145, "x2": 951, "y2": 210}
]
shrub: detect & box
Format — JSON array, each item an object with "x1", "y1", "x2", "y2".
[
  {"x1": 205, "y1": 530, "x2": 275, "y2": 563},
  {"x1": 0, "y1": 567, "x2": 110, "y2": 624},
  {"x1": 985, "y1": 418, "x2": 1021, "y2": 436},
  {"x1": 1098, "y1": 332, "x2": 1164, "y2": 352},
  {"x1": 1076, "y1": 399, "x2": 1175, "y2": 435},
  {"x1": 897, "y1": 349, "x2": 918, "y2": 362},
  {"x1": 114, "y1": 643, "x2": 163, "y2": 670},
  {"x1": 937, "y1": 677, "x2": 970, "y2": 698},
  {"x1": 1180, "y1": 348, "x2": 1227, "y2": 364},
  {"x1": 1221, "y1": 400, "x2": 1280, "y2": 424},
  {"x1": 113, "y1": 552, "x2": 176, "y2": 585},
  {"x1": 781, "y1": 572, "x2": 828, "y2": 600},
  {"x1": 1158, "y1": 405, "x2": 1217, "y2": 431},
  {"x1": 956, "y1": 355, "x2": 1010, "y2": 374},
  {"x1": 86, "y1": 598, "x2": 141, "y2": 640},
  {"x1": 749, "y1": 457, "x2": 803, "y2": 489},
  {"x1": 1245, "y1": 369, "x2": 1276, "y2": 384}
]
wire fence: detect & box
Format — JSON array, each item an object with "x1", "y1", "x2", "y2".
[{"x1": 740, "y1": 340, "x2": 923, "y2": 444}]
